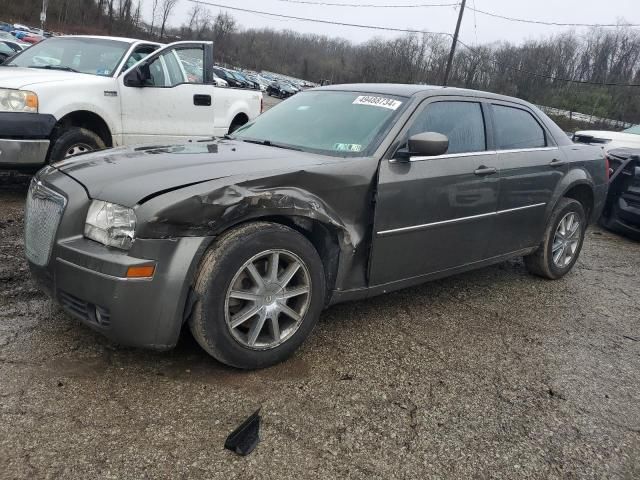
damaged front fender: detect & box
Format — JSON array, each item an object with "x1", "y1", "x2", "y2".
[{"x1": 134, "y1": 161, "x2": 379, "y2": 294}]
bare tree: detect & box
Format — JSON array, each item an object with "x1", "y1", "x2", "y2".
[{"x1": 159, "y1": 0, "x2": 179, "y2": 40}]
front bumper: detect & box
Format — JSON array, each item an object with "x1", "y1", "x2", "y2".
[
  {"x1": 26, "y1": 168, "x2": 213, "y2": 350},
  {"x1": 0, "y1": 112, "x2": 57, "y2": 167}
]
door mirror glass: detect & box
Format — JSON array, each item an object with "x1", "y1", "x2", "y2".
[
  {"x1": 124, "y1": 63, "x2": 151, "y2": 87},
  {"x1": 408, "y1": 132, "x2": 449, "y2": 157}
]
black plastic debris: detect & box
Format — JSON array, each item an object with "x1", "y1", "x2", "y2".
[{"x1": 224, "y1": 409, "x2": 261, "y2": 456}]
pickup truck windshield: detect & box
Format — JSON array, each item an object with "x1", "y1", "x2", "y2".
[
  {"x1": 233, "y1": 91, "x2": 407, "y2": 157},
  {"x1": 5, "y1": 37, "x2": 130, "y2": 77}
]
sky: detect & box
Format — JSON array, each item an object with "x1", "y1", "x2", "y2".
[{"x1": 144, "y1": 0, "x2": 640, "y2": 46}]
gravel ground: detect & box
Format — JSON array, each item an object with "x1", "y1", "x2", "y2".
[{"x1": 1, "y1": 104, "x2": 639, "y2": 478}]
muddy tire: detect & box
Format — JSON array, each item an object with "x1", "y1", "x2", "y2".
[
  {"x1": 189, "y1": 222, "x2": 325, "y2": 369},
  {"x1": 48, "y1": 127, "x2": 105, "y2": 163},
  {"x1": 524, "y1": 198, "x2": 586, "y2": 279}
]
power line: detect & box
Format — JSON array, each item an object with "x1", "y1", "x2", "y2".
[
  {"x1": 467, "y1": 6, "x2": 640, "y2": 28},
  {"x1": 263, "y1": 0, "x2": 459, "y2": 7},
  {"x1": 268, "y1": 0, "x2": 640, "y2": 28},
  {"x1": 190, "y1": 0, "x2": 640, "y2": 87},
  {"x1": 187, "y1": 0, "x2": 452, "y2": 35}
]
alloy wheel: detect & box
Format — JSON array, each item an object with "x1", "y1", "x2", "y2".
[
  {"x1": 552, "y1": 212, "x2": 581, "y2": 267},
  {"x1": 224, "y1": 249, "x2": 312, "y2": 350}
]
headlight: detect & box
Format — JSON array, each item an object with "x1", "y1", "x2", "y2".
[
  {"x1": 0, "y1": 88, "x2": 38, "y2": 113},
  {"x1": 84, "y1": 200, "x2": 136, "y2": 250}
]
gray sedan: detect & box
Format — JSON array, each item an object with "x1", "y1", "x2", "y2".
[{"x1": 25, "y1": 84, "x2": 608, "y2": 369}]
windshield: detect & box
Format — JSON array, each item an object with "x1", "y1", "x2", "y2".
[
  {"x1": 5, "y1": 37, "x2": 129, "y2": 76},
  {"x1": 623, "y1": 124, "x2": 640, "y2": 135},
  {"x1": 233, "y1": 91, "x2": 407, "y2": 157}
]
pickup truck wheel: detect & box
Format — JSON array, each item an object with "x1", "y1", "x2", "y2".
[
  {"x1": 189, "y1": 222, "x2": 325, "y2": 369},
  {"x1": 48, "y1": 127, "x2": 106, "y2": 163},
  {"x1": 524, "y1": 198, "x2": 586, "y2": 279}
]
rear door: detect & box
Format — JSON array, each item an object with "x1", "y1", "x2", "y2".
[
  {"x1": 118, "y1": 41, "x2": 216, "y2": 145},
  {"x1": 369, "y1": 97, "x2": 501, "y2": 286},
  {"x1": 486, "y1": 102, "x2": 567, "y2": 256}
]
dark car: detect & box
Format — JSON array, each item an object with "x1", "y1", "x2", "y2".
[
  {"x1": 212, "y1": 67, "x2": 243, "y2": 88},
  {"x1": 600, "y1": 148, "x2": 640, "y2": 239},
  {"x1": 267, "y1": 81, "x2": 295, "y2": 99},
  {"x1": 25, "y1": 84, "x2": 608, "y2": 369}
]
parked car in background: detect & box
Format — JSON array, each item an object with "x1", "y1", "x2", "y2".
[
  {"x1": 25, "y1": 84, "x2": 606, "y2": 369},
  {"x1": 0, "y1": 40, "x2": 22, "y2": 62},
  {"x1": 212, "y1": 71, "x2": 228, "y2": 87},
  {"x1": 267, "y1": 81, "x2": 296, "y2": 98},
  {"x1": 20, "y1": 34, "x2": 43, "y2": 44},
  {"x1": 212, "y1": 66, "x2": 243, "y2": 88},
  {"x1": 600, "y1": 148, "x2": 640, "y2": 239},
  {"x1": 0, "y1": 36, "x2": 262, "y2": 169},
  {"x1": 573, "y1": 124, "x2": 640, "y2": 151}
]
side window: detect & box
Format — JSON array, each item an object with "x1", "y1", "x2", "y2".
[
  {"x1": 408, "y1": 101, "x2": 486, "y2": 154},
  {"x1": 123, "y1": 45, "x2": 158, "y2": 71},
  {"x1": 161, "y1": 50, "x2": 186, "y2": 86},
  {"x1": 175, "y1": 47, "x2": 205, "y2": 84},
  {"x1": 492, "y1": 105, "x2": 546, "y2": 149},
  {"x1": 145, "y1": 55, "x2": 167, "y2": 87}
]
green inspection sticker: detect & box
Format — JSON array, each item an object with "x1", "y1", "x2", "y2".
[{"x1": 334, "y1": 143, "x2": 363, "y2": 152}]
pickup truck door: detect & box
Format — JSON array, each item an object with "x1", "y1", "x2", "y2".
[
  {"x1": 484, "y1": 102, "x2": 567, "y2": 257},
  {"x1": 369, "y1": 98, "x2": 501, "y2": 286},
  {"x1": 118, "y1": 41, "x2": 216, "y2": 145}
]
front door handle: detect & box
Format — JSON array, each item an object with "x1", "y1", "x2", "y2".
[
  {"x1": 193, "y1": 94, "x2": 211, "y2": 106},
  {"x1": 474, "y1": 166, "x2": 497, "y2": 176},
  {"x1": 548, "y1": 158, "x2": 566, "y2": 167}
]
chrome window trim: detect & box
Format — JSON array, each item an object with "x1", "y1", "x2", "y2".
[
  {"x1": 377, "y1": 202, "x2": 546, "y2": 237},
  {"x1": 390, "y1": 150, "x2": 498, "y2": 163},
  {"x1": 497, "y1": 147, "x2": 558, "y2": 154}
]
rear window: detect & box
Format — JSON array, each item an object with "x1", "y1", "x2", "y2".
[{"x1": 493, "y1": 105, "x2": 546, "y2": 150}]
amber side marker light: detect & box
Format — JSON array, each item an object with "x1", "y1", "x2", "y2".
[{"x1": 126, "y1": 265, "x2": 156, "y2": 278}]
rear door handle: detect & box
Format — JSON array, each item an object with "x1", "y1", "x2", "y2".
[
  {"x1": 193, "y1": 94, "x2": 211, "y2": 106},
  {"x1": 548, "y1": 158, "x2": 566, "y2": 167},
  {"x1": 474, "y1": 166, "x2": 497, "y2": 176}
]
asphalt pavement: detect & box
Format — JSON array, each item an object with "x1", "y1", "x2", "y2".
[{"x1": 1, "y1": 100, "x2": 639, "y2": 479}]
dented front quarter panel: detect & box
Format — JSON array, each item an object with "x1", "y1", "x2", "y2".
[{"x1": 134, "y1": 157, "x2": 380, "y2": 292}]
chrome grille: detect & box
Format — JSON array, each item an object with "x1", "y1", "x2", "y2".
[{"x1": 24, "y1": 179, "x2": 66, "y2": 266}]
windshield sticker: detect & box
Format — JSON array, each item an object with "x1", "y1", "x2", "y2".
[
  {"x1": 334, "y1": 143, "x2": 363, "y2": 152},
  {"x1": 353, "y1": 96, "x2": 402, "y2": 110}
]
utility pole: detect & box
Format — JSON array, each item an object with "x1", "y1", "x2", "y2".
[
  {"x1": 443, "y1": 0, "x2": 466, "y2": 86},
  {"x1": 40, "y1": 0, "x2": 48, "y2": 31}
]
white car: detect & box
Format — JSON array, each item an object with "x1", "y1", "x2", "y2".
[
  {"x1": 0, "y1": 35, "x2": 262, "y2": 168},
  {"x1": 574, "y1": 124, "x2": 640, "y2": 151},
  {"x1": 212, "y1": 72, "x2": 228, "y2": 87}
]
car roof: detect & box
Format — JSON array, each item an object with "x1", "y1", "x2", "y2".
[
  {"x1": 60, "y1": 35, "x2": 161, "y2": 46},
  {"x1": 314, "y1": 83, "x2": 530, "y2": 104}
]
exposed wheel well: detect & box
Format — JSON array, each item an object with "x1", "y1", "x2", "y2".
[
  {"x1": 228, "y1": 113, "x2": 249, "y2": 133},
  {"x1": 53, "y1": 111, "x2": 112, "y2": 147},
  {"x1": 237, "y1": 216, "x2": 341, "y2": 303},
  {"x1": 563, "y1": 184, "x2": 594, "y2": 220}
]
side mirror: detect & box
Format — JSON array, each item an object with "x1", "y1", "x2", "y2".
[
  {"x1": 124, "y1": 63, "x2": 151, "y2": 87},
  {"x1": 408, "y1": 132, "x2": 449, "y2": 157}
]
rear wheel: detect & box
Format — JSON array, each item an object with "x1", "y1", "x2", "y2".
[
  {"x1": 524, "y1": 198, "x2": 586, "y2": 279},
  {"x1": 189, "y1": 222, "x2": 325, "y2": 369},
  {"x1": 48, "y1": 127, "x2": 105, "y2": 163}
]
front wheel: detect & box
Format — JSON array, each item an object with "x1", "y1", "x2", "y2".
[
  {"x1": 524, "y1": 198, "x2": 586, "y2": 279},
  {"x1": 189, "y1": 222, "x2": 326, "y2": 369},
  {"x1": 48, "y1": 127, "x2": 106, "y2": 163}
]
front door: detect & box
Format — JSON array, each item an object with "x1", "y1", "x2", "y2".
[
  {"x1": 118, "y1": 42, "x2": 216, "y2": 145},
  {"x1": 369, "y1": 98, "x2": 501, "y2": 286}
]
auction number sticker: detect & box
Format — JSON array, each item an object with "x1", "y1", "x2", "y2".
[{"x1": 353, "y1": 96, "x2": 402, "y2": 110}]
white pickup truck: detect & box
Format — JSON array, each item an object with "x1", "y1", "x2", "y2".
[{"x1": 0, "y1": 35, "x2": 262, "y2": 168}]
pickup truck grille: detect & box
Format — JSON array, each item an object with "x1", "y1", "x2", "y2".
[{"x1": 24, "y1": 179, "x2": 66, "y2": 267}]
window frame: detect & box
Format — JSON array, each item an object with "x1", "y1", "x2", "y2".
[
  {"x1": 487, "y1": 101, "x2": 557, "y2": 151},
  {"x1": 392, "y1": 96, "x2": 493, "y2": 161}
]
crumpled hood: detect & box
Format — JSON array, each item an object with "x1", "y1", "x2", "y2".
[
  {"x1": 55, "y1": 140, "x2": 337, "y2": 207},
  {"x1": 0, "y1": 66, "x2": 102, "y2": 88}
]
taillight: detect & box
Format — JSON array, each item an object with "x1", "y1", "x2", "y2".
[
  {"x1": 260, "y1": 96, "x2": 264, "y2": 114},
  {"x1": 604, "y1": 154, "x2": 611, "y2": 180}
]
